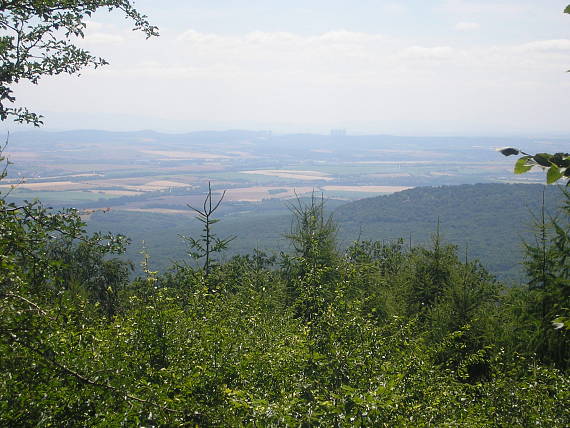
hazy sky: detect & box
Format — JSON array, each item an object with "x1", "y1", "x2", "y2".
[{"x1": 5, "y1": 0, "x2": 570, "y2": 135}]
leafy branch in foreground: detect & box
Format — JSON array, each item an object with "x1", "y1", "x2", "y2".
[
  {"x1": 498, "y1": 148, "x2": 570, "y2": 184},
  {"x1": 500, "y1": 145, "x2": 570, "y2": 333},
  {"x1": 0, "y1": 1, "x2": 158, "y2": 125}
]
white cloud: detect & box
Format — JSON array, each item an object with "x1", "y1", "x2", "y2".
[
  {"x1": 14, "y1": 27, "x2": 570, "y2": 134},
  {"x1": 83, "y1": 29, "x2": 570, "y2": 90},
  {"x1": 443, "y1": 0, "x2": 530, "y2": 15},
  {"x1": 519, "y1": 39, "x2": 570, "y2": 53},
  {"x1": 177, "y1": 29, "x2": 230, "y2": 44},
  {"x1": 381, "y1": 3, "x2": 409, "y2": 14},
  {"x1": 84, "y1": 20, "x2": 105, "y2": 31},
  {"x1": 177, "y1": 29, "x2": 384, "y2": 50},
  {"x1": 455, "y1": 22, "x2": 480, "y2": 31},
  {"x1": 400, "y1": 46, "x2": 457, "y2": 61},
  {"x1": 316, "y1": 30, "x2": 383, "y2": 44},
  {"x1": 84, "y1": 32, "x2": 125, "y2": 45}
]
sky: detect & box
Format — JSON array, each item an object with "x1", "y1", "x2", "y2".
[{"x1": 4, "y1": 0, "x2": 570, "y2": 136}]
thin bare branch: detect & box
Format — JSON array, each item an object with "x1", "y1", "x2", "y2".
[
  {"x1": 211, "y1": 190, "x2": 226, "y2": 213},
  {"x1": 2, "y1": 292, "x2": 56, "y2": 321}
]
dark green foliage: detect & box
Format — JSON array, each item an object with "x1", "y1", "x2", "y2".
[
  {"x1": 405, "y1": 231, "x2": 456, "y2": 314},
  {"x1": 182, "y1": 183, "x2": 235, "y2": 280},
  {"x1": 335, "y1": 183, "x2": 563, "y2": 281},
  {"x1": 510, "y1": 187, "x2": 570, "y2": 366},
  {"x1": 47, "y1": 239, "x2": 133, "y2": 318},
  {"x1": 285, "y1": 193, "x2": 338, "y2": 268},
  {"x1": 282, "y1": 194, "x2": 340, "y2": 322}
]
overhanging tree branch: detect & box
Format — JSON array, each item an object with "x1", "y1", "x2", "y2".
[{"x1": 0, "y1": 0, "x2": 158, "y2": 125}]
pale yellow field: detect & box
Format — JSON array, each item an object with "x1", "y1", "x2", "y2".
[
  {"x1": 242, "y1": 170, "x2": 333, "y2": 181},
  {"x1": 120, "y1": 208, "x2": 194, "y2": 215},
  {"x1": 82, "y1": 178, "x2": 194, "y2": 191},
  {"x1": 143, "y1": 180, "x2": 193, "y2": 189},
  {"x1": 0, "y1": 181, "x2": 96, "y2": 191},
  {"x1": 477, "y1": 165, "x2": 512, "y2": 171},
  {"x1": 162, "y1": 164, "x2": 226, "y2": 172},
  {"x1": 226, "y1": 151, "x2": 259, "y2": 159},
  {"x1": 114, "y1": 182, "x2": 193, "y2": 192},
  {"x1": 367, "y1": 173, "x2": 411, "y2": 178},
  {"x1": 0, "y1": 173, "x2": 102, "y2": 184},
  {"x1": 224, "y1": 186, "x2": 314, "y2": 202},
  {"x1": 353, "y1": 161, "x2": 434, "y2": 165},
  {"x1": 2, "y1": 173, "x2": 103, "y2": 184},
  {"x1": 321, "y1": 185, "x2": 412, "y2": 193},
  {"x1": 430, "y1": 172, "x2": 456, "y2": 176},
  {"x1": 368, "y1": 149, "x2": 442, "y2": 158},
  {"x1": 90, "y1": 190, "x2": 144, "y2": 196},
  {"x1": 3, "y1": 151, "x2": 42, "y2": 161},
  {"x1": 36, "y1": 173, "x2": 103, "y2": 180},
  {"x1": 0, "y1": 177, "x2": 195, "y2": 193},
  {"x1": 84, "y1": 178, "x2": 154, "y2": 187},
  {"x1": 141, "y1": 150, "x2": 231, "y2": 159}
]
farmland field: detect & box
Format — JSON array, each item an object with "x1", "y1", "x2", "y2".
[
  {"x1": 2, "y1": 129, "x2": 556, "y2": 218},
  {"x1": 4, "y1": 130, "x2": 554, "y2": 209}
]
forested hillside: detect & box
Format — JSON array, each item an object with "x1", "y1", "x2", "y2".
[
  {"x1": 83, "y1": 183, "x2": 562, "y2": 282},
  {"x1": 335, "y1": 183, "x2": 564, "y2": 280}
]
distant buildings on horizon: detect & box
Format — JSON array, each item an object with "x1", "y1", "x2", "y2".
[{"x1": 330, "y1": 129, "x2": 347, "y2": 137}]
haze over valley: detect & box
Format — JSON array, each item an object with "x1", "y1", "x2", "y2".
[{"x1": 3, "y1": 129, "x2": 557, "y2": 206}]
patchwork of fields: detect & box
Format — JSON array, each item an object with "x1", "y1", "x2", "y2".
[{"x1": 3, "y1": 129, "x2": 550, "y2": 214}]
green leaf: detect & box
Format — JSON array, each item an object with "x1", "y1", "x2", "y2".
[
  {"x1": 551, "y1": 153, "x2": 570, "y2": 168},
  {"x1": 498, "y1": 147, "x2": 519, "y2": 156},
  {"x1": 514, "y1": 156, "x2": 533, "y2": 174},
  {"x1": 564, "y1": 5, "x2": 570, "y2": 14},
  {"x1": 546, "y1": 165, "x2": 563, "y2": 184},
  {"x1": 533, "y1": 153, "x2": 552, "y2": 167}
]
